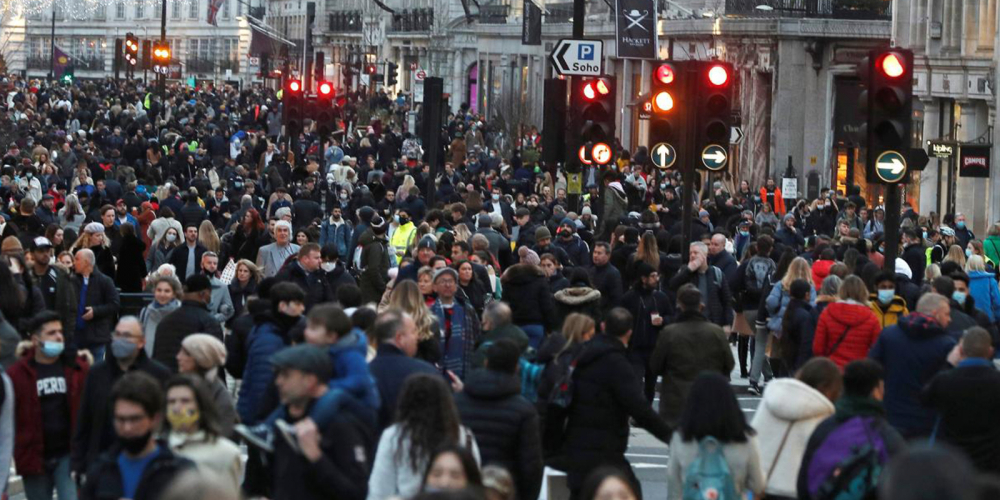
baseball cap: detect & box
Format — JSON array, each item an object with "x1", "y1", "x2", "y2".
[
  {"x1": 271, "y1": 345, "x2": 333, "y2": 380},
  {"x1": 29, "y1": 237, "x2": 53, "y2": 251}
]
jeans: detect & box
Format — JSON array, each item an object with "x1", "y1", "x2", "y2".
[
  {"x1": 86, "y1": 343, "x2": 106, "y2": 363},
  {"x1": 749, "y1": 326, "x2": 773, "y2": 384},
  {"x1": 519, "y1": 324, "x2": 545, "y2": 350},
  {"x1": 23, "y1": 454, "x2": 76, "y2": 500}
]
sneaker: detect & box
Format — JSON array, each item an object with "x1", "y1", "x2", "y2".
[
  {"x1": 747, "y1": 381, "x2": 763, "y2": 396},
  {"x1": 235, "y1": 423, "x2": 274, "y2": 453}
]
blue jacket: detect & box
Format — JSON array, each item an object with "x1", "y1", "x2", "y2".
[
  {"x1": 869, "y1": 313, "x2": 956, "y2": 438},
  {"x1": 553, "y1": 234, "x2": 591, "y2": 268},
  {"x1": 368, "y1": 343, "x2": 439, "y2": 431},
  {"x1": 968, "y1": 271, "x2": 1000, "y2": 322},
  {"x1": 319, "y1": 218, "x2": 353, "y2": 258},
  {"x1": 327, "y1": 330, "x2": 380, "y2": 409},
  {"x1": 236, "y1": 320, "x2": 288, "y2": 424}
]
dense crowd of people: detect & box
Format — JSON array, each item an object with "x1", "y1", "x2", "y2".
[{"x1": 0, "y1": 74, "x2": 997, "y2": 500}]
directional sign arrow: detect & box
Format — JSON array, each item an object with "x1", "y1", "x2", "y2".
[
  {"x1": 879, "y1": 157, "x2": 905, "y2": 174},
  {"x1": 549, "y1": 39, "x2": 603, "y2": 76},
  {"x1": 874, "y1": 150, "x2": 908, "y2": 183},
  {"x1": 704, "y1": 151, "x2": 726, "y2": 162},
  {"x1": 651, "y1": 142, "x2": 676, "y2": 169},
  {"x1": 701, "y1": 145, "x2": 728, "y2": 171},
  {"x1": 730, "y1": 126, "x2": 744, "y2": 145}
]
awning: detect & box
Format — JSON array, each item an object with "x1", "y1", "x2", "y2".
[{"x1": 248, "y1": 18, "x2": 296, "y2": 56}]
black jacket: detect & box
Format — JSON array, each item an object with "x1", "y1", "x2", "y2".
[
  {"x1": 274, "y1": 261, "x2": 335, "y2": 311},
  {"x1": 152, "y1": 299, "x2": 224, "y2": 372},
  {"x1": 500, "y1": 264, "x2": 555, "y2": 331},
  {"x1": 667, "y1": 265, "x2": 734, "y2": 328},
  {"x1": 271, "y1": 409, "x2": 372, "y2": 500},
  {"x1": 367, "y1": 343, "x2": 439, "y2": 432},
  {"x1": 455, "y1": 370, "x2": 543, "y2": 500},
  {"x1": 115, "y1": 233, "x2": 147, "y2": 293},
  {"x1": 901, "y1": 243, "x2": 926, "y2": 286},
  {"x1": 166, "y1": 243, "x2": 208, "y2": 285},
  {"x1": 81, "y1": 441, "x2": 194, "y2": 500},
  {"x1": 588, "y1": 263, "x2": 624, "y2": 315},
  {"x1": 69, "y1": 270, "x2": 120, "y2": 347},
  {"x1": 922, "y1": 360, "x2": 1000, "y2": 475},
  {"x1": 621, "y1": 285, "x2": 672, "y2": 351},
  {"x1": 71, "y1": 352, "x2": 172, "y2": 474},
  {"x1": 178, "y1": 202, "x2": 208, "y2": 230},
  {"x1": 558, "y1": 334, "x2": 672, "y2": 489}
]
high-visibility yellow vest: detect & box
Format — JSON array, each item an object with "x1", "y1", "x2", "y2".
[{"x1": 390, "y1": 222, "x2": 417, "y2": 257}]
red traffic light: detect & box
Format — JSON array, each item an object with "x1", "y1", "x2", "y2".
[
  {"x1": 880, "y1": 52, "x2": 906, "y2": 78},
  {"x1": 652, "y1": 91, "x2": 674, "y2": 112},
  {"x1": 365, "y1": 64, "x2": 377, "y2": 75},
  {"x1": 655, "y1": 64, "x2": 675, "y2": 85},
  {"x1": 318, "y1": 81, "x2": 333, "y2": 96},
  {"x1": 707, "y1": 65, "x2": 729, "y2": 86},
  {"x1": 582, "y1": 78, "x2": 611, "y2": 101},
  {"x1": 288, "y1": 80, "x2": 302, "y2": 93}
]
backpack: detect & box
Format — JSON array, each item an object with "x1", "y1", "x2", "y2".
[
  {"x1": 744, "y1": 256, "x2": 775, "y2": 297},
  {"x1": 541, "y1": 349, "x2": 583, "y2": 455},
  {"x1": 805, "y1": 417, "x2": 888, "y2": 500},
  {"x1": 682, "y1": 436, "x2": 739, "y2": 500}
]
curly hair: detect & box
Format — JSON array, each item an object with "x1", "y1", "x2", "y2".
[
  {"x1": 395, "y1": 374, "x2": 461, "y2": 471},
  {"x1": 388, "y1": 279, "x2": 437, "y2": 342}
]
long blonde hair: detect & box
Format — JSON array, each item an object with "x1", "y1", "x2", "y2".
[
  {"x1": 634, "y1": 232, "x2": 660, "y2": 270},
  {"x1": 782, "y1": 257, "x2": 813, "y2": 290},
  {"x1": 388, "y1": 280, "x2": 436, "y2": 341},
  {"x1": 198, "y1": 220, "x2": 221, "y2": 254},
  {"x1": 72, "y1": 229, "x2": 109, "y2": 251},
  {"x1": 944, "y1": 245, "x2": 966, "y2": 268},
  {"x1": 560, "y1": 313, "x2": 596, "y2": 356}
]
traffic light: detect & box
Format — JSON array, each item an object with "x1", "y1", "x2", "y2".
[
  {"x1": 365, "y1": 63, "x2": 377, "y2": 75},
  {"x1": 648, "y1": 61, "x2": 688, "y2": 170},
  {"x1": 314, "y1": 80, "x2": 336, "y2": 137},
  {"x1": 386, "y1": 61, "x2": 398, "y2": 87},
  {"x1": 574, "y1": 76, "x2": 616, "y2": 166},
  {"x1": 283, "y1": 78, "x2": 305, "y2": 135},
  {"x1": 152, "y1": 42, "x2": 171, "y2": 74},
  {"x1": 124, "y1": 33, "x2": 139, "y2": 68},
  {"x1": 692, "y1": 61, "x2": 733, "y2": 170},
  {"x1": 861, "y1": 48, "x2": 914, "y2": 184},
  {"x1": 61, "y1": 65, "x2": 74, "y2": 84}
]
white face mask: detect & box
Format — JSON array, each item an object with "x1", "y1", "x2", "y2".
[
  {"x1": 165, "y1": 233, "x2": 177, "y2": 243},
  {"x1": 321, "y1": 262, "x2": 336, "y2": 272}
]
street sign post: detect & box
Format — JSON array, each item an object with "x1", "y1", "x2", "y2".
[
  {"x1": 550, "y1": 39, "x2": 604, "y2": 76},
  {"x1": 415, "y1": 69, "x2": 426, "y2": 81},
  {"x1": 730, "y1": 126, "x2": 744, "y2": 145},
  {"x1": 874, "y1": 150, "x2": 907, "y2": 183},
  {"x1": 700, "y1": 144, "x2": 728, "y2": 171},
  {"x1": 651, "y1": 142, "x2": 676, "y2": 169}
]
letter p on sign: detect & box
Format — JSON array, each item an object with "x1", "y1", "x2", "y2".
[{"x1": 578, "y1": 44, "x2": 594, "y2": 60}]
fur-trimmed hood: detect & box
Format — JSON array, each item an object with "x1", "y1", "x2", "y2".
[
  {"x1": 501, "y1": 262, "x2": 545, "y2": 286},
  {"x1": 554, "y1": 286, "x2": 602, "y2": 305}
]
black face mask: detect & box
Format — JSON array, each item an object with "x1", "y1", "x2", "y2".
[{"x1": 119, "y1": 431, "x2": 152, "y2": 455}]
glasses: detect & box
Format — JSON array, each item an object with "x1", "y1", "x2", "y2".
[{"x1": 436, "y1": 278, "x2": 457, "y2": 285}]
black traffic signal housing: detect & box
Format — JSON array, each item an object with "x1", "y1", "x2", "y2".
[
  {"x1": 860, "y1": 48, "x2": 914, "y2": 183},
  {"x1": 314, "y1": 80, "x2": 336, "y2": 137},
  {"x1": 283, "y1": 78, "x2": 305, "y2": 135},
  {"x1": 573, "y1": 76, "x2": 616, "y2": 166},
  {"x1": 541, "y1": 78, "x2": 567, "y2": 166},
  {"x1": 151, "y1": 42, "x2": 171, "y2": 74},
  {"x1": 692, "y1": 61, "x2": 733, "y2": 166},
  {"x1": 386, "y1": 61, "x2": 398, "y2": 87},
  {"x1": 648, "y1": 61, "x2": 689, "y2": 170},
  {"x1": 124, "y1": 33, "x2": 139, "y2": 68}
]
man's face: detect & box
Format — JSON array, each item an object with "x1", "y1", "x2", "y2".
[
  {"x1": 385, "y1": 191, "x2": 395, "y2": 202},
  {"x1": 102, "y1": 209, "x2": 114, "y2": 226},
  {"x1": 116, "y1": 204, "x2": 126, "y2": 216},
  {"x1": 785, "y1": 217, "x2": 795, "y2": 228},
  {"x1": 642, "y1": 272, "x2": 660, "y2": 290},
  {"x1": 332, "y1": 208, "x2": 342, "y2": 220},
  {"x1": 434, "y1": 275, "x2": 458, "y2": 299},
  {"x1": 690, "y1": 247, "x2": 707, "y2": 267},
  {"x1": 839, "y1": 223, "x2": 849, "y2": 236},
  {"x1": 202, "y1": 255, "x2": 218, "y2": 274},
  {"x1": 954, "y1": 280, "x2": 969, "y2": 295},
  {"x1": 275, "y1": 368, "x2": 312, "y2": 406},
  {"x1": 556, "y1": 189, "x2": 566, "y2": 200},
  {"x1": 593, "y1": 247, "x2": 609, "y2": 266},
  {"x1": 418, "y1": 247, "x2": 435, "y2": 265},
  {"x1": 957, "y1": 214, "x2": 967, "y2": 225},
  {"x1": 73, "y1": 253, "x2": 90, "y2": 274},
  {"x1": 275, "y1": 225, "x2": 291, "y2": 244},
  {"x1": 709, "y1": 235, "x2": 725, "y2": 256},
  {"x1": 32, "y1": 248, "x2": 50, "y2": 266},
  {"x1": 300, "y1": 250, "x2": 321, "y2": 272},
  {"x1": 451, "y1": 245, "x2": 467, "y2": 261},
  {"x1": 278, "y1": 300, "x2": 305, "y2": 317},
  {"x1": 876, "y1": 280, "x2": 896, "y2": 293},
  {"x1": 934, "y1": 305, "x2": 952, "y2": 328},
  {"x1": 397, "y1": 315, "x2": 419, "y2": 357},
  {"x1": 113, "y1": 400, "x2": 156, "y2": 445},
  {"x1": 33, "y1": 320, "x2": 63, "y2": 350},
  {"x1": 185, "y1": 227, "x2": 198, "y2": 243}
]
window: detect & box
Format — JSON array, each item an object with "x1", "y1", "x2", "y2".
[
  {"x1": 236, "y1": 0, "x2": 242, "y2": 15},
  {"x1": 171, "y1": 0, "x2": 180, "y2": 18},
  {"x1": 189, "y1": 0, "x2": 198, "y2": 19},
  {"x1": 135, "y1": 1, "x2": 144, "y2": 18},
  {"x1": 222, "y1": 0, "x2": 229, "y2": 18},
  {"x1": 153, "y1": 0, "x2": 161, "y2": 18},
  {"x1": 94, "y1": 4, "x2": 106, "y2": 19},
  {"x1": 116, "y1": 2, "x2": 125, "y2": 18}
]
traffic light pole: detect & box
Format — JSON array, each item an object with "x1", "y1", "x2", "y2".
[
  {"x1": 882, "y1": 183, "x2": 901, "y2": 273},
  {"x1": 679, "y1": 65, "x2": 696, "y2": 262},
  {"x1": 49, "y1": 6, "x2": 55, "y2": 80},
  {"x1": 564, "y1": 0, "x2": 585, "y2": 213}
]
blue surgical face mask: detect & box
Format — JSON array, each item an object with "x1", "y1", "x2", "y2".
[
  {"x1": 877, "y1": 289, "x2": 895, "y2": 305},
  {"x1": 739, "y1": 230, "x2": 750, "y2": 237},
  {"x1": 923, "y1": 231, "x2": 928, "y2": 240},
  {"x1": 953, "y1": 291, "x2": 967, "y2": 304},
  {"x1": 40, "y1": 341, "x2": 64, "y2": 358},
  {"x1": 966, "y1": 248, "x2": 972, "y2": 257},
  {"x1": 957, "y1": 221, "x2": 966, "y2": 229}
]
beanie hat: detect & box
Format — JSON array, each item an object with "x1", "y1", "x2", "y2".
[
  {"x1": 84, "y1": 222, "x2": 105, "y2": 234},
  {"x1": 634, "y1": 261, "x2": 656, "y2": 278},
  {"x1": 535, "y1": 226, "x2": 551, "y2": 241},
  {"x1": 181, "y1": 334, "x2": 227, "y2": 380},
  {"x1": 370, "y1": 215, "x2": 388, "y2": 234},
  {"x1": 894, "y1": 258, "x2": 912, "y2": 280},
  {"x1": 518, "y1": 246, "x2": 540, "y2": 266},
  {"x1": 581, "y1": 206, "x2": 593, "y2": 216},
  {"x1": 1, "y1": 236, "x2": 22, "y2": 255}
]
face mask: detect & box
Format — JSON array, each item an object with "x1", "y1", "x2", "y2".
[
  {"x1": 119, "y1": 431, "x2": 152, "y2": 455},
  {"x1": 660, "y1": 183, "x2": 667, "y2": 190},
  {"x1": 922, "y1": 231, "x2": 928, "y2": 240},
  {"x1": 399, "y1": 216, "x2": 410, "y2": 225},
  {"x1": 234, "y1": 182, "x2": 243, "y2": 189},
  {"x1": 966, "y1": 248, "x2": 972, "y2": 257},
  {"x1": 739, "y1": 230, "x2": 750, "y2": 237},
  {"x1": 819, "y1": 204, "x2": 826, "y2": 209},
  {"x1": 165, "y1": 233, "x2": 177, "y2": 243},
  {"x1": 110, "y1": 338, "x2": 138, "y2": 360},
  {"x1": 877, "y1": 289, "x2": 895, "y2": 305},
  {"x1": 340, "y1": 193, "x2": 348, "y2": 200},
  {"x1": 953, "y1": 291, "x2": 967, "y2": 304},
  {"x1": 166, "y1": 408, "x2": 200, "y2": 429},
  {"x1": 321, "y1": 262, "x2": 336, "y2": 272},
  {"x1": 879, "y1": 246, "x2": 885, "y2": 253},
  {"x1": 40, "y1": 341, "x2": 64, "y2": 358},
  {"x1": 492, "y1": 193, "x2": 500, "y2": 201},
  {"x1": 957, "y1": 221, "x2": 966, "y2": 229},
  {"x1": 26, "y1": 173, "x2": 32, "y2": 179}
]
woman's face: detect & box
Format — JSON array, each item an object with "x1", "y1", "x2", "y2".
[
  {"x1": 176, "y1": 347, "x2": 197, "y2": 374},
  {"x1": 90, "y1": 232, "x2": 103, "y2": 246},
  {"x1": 540, "y1": 259, "x2": 557, "y2": 277},
  {"x1": 458, "y1": 263, "x2": 473, "y2": 284},
  {"x1": 58, "y1": 253, "x2": 72, "y2": 268},
  {"x1": 244, "y1": 211, "x2": 253, "y2": 224},
  {"x1": 593, "y1": 477, "x2": 636, "y2": 500},
  {"x1": 418, "y1": 274, "x2": 433, "y2": 295},
  {"x1": 52, "y1": 229, "x2": 63, "y2": 245},
  {"x1": 166, "y1": 385, "x2": 199, "y2": 431},
  {"x1": 425, "y1": 452, "x2": 468, "y2": 491},
  {"x1": 237, "y1": 264, "x2": 251, "y2": 282},
  {"x1": 583, "y1": 326, "x2": 596, "y2": 342},
  {"x1": 296, "y1": 232, "x2": 309, "y2": 245},
  {"x1": 154, "y1": 281, "x2": 175, "y2": 305}
]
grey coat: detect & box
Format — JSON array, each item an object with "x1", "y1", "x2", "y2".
[{"x1": 139, "y1": 299, "x2": 182, "y2": 357}]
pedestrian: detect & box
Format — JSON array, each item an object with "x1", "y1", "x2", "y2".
[
  {"x1": 429, "y1": 267, "x2": 481, "y2": 380},
  {"x1": 869, "y1": 271, "x2": 909, "y2": 329},
  {"x1": 367, "y1": 309, "x2": 438, "y2": 431},
  {"x1": 138, "y1": 275, "x2": 182, "y2": 357},
  {"x1": 70, "y1": 248, "x2": 120, "y2": 362},
  {"x1": 622, "y1": 262, "x2": 672, "y2": 402},
  {"x1": 152, "y1": 274, "x2": 223, "y2": 372},
  {"x1": 175, "y1": 334, "x2": 237, "y2": 438},
  {"x1": 419, "y1": 446, "x2": 484, "y2": 494},
  {"x1": 500, "y1": 251, "x2": 555, "y2": 349},
  {"x1": 668, "y1": 241, "x2": 734, "y2": 330},
  {"x1": 257, "y1": 220, "x2": 300, "y2": 278},
  {"x1": 812, "y1": 275, "x2": 880, "y2": 369},
  {"x1": 779, "y1": 279, "x2": 819, "y2": 371}
]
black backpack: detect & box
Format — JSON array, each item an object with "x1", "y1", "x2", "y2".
[
  {"x1": 541, "y1": 348, "x2": 584, "y2": 456},
  {"x1": 744, "y1": 256, "x2": 775, "y2": 297}
]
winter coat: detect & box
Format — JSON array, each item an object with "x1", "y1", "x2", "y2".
[
  {"x1": 145, "y1": 243, "x2": 178, "y2": 274},
  {"x1": 7, "y1": 350, "x2": 90, "y2": 475},
  {"x1": 179, "y1": 202, "x2": 208, "y2": 229},
  {"x1": 207, "y1": 275, "x2": 235, "y2": 324},
  {"x1": 601, "y1": 183, "x2": 627, "y2": 239},
  {"x1": 359, "y1": 231, "x2": 391, "y2": 305},
  {"x1": 650, "y1": 310, "x2": 734, "y2": 427},
  {"x1": 152, "y1": 299, "x2": 224, "y2": 372},
  {"x1": 558, "y1": 334, "x2": 672, "y2": 490},
  {"x1": 455, "y1": 370, "x2": 543, "y2": 500},
  {"x1": 668, "y1": 265, "x2": 735, "y2": 328},
  {"x1": 368, "y1": 344, "x2": 439, "y2": 431},
  {"x1": 166, "y1": 243, "x2": 208, "y2": 284},
  {"x1": 869, "y1": 294, "x2": 909, "y2": 330},
  {"x1": 366, "y1": 423, "x2": 480, "y2": 500},
  {"x1": 779, "y1": 302, "x2": 818, "y2": 371},
  {"x1": 115, "y1": 233, "x2": 147, "y2": 293},
  {"x1": 553, "y1": 234, "x2": 591, "y2": 268},
  {"x1": 812, "y1": 300, "x2": 881, "y2": 368},
  {"x1": 69, "y1": 270, "x2": 120, "y2": 347},
  {"x1": 256, "y1": 242, "x2": 300, "y2": 279},
  {"x1": 901, "y1": 243, "x2": 927, "y2": 285},
  {"x1": 325, "y1": 331, "x2": 381, "y2": 411},
  {"x1": 81, "y1": 441, "x2": 195, "y2": 500},
  {"x1": 967, "y1": 271, "x2": 1000, "y2": 322},
  {"x1": 869, "y1": 312, "x2": 956, "y2": 438},
  {"x1": 31, "y1": 264, "x2": 78, "y2": 347},
  {"x1": 274, "y1": 261, "x2": 334, "y2": 311},
  {"x1": 138, "y1": 299, "x2": 181, "y2": 357},
  {"x1": 500, "y1": 264, "x2": 556, "y2": 331},
  {"x1": 750, "y1": 378, "x2": 835, "y2": 498},
  {"x1": 589, "y1": 263, "x2": 624, "y2": 315},
  {"x1": 553, "y1": 287, "x2": 602, "y2": 329},
  {"x1": 71, "y1": 352, "x2": 171, "y2": 474},
  {"x1": 167, "y1": 431, "x2": 242, "y2": 494},
  {"x1": 922, "y1": 358, "x2": 1000, "y2": 474},
  {"x1": 810, "y1": 260, "x2": 836, "y2": 292},
  {"x1": 319, "y1": 218, "x2": 353, "y2": 258},
  {"x1": 236, "y1": 317, "x2": 292, "y2": 424},
  {"x1": 622, "y1": 285, "x2": 672, "y2": 352},
  {"x1": 765, "y1": 283, "x2": 816, "y2": 333}
]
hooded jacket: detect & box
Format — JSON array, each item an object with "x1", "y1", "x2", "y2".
[
  {"x1": 500, "y1": 264, "x2": 556, "y2": 331},
  {"x1": 967, "y1": 271, "x2": 1000, "y2": 322},
  {"x1": 812, "y1": 300, "x2": 881, "y2": 368},
  {"x1": 455, "y1": 370, "x2": 543, "y2": 500},
  {"x1": 553, "y1": 286, "x2": 602, "y2": 329},
  {"x1": 327, "y1": 330, "x2": 380, "y2": 410},
  {"x1": 359, "y1": 230, "x2": 390, "y2": 304},
  {"x1": 869, "y1": 293, "x2": 909, "y2": 329},
  {"x1": 869, "y1": 312, "x2": 956, "y2": 438},
  {"x1": 750, "y1": 378, "x2": 834, "y2": 498}
]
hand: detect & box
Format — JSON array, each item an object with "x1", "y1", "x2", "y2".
[
  {"x1": 723, "y1": 326, "x2": 732, "y2": 336},
  {"x1": 296, "y1": 418, "x2": 322, "y2": 462},
  {"x1": 447, "y1": 370, "x2": 464, "y2": 392},
  {"x1": 946, "y1": 342, "x2": 962, "y2": 367},
  {"x1": 82, "y1": 307, "x2": 94, "y2": 321},
  {"x1": 651, "y1": 315, "x2": 663, "y2": 327},
  {"x1": 687, "y1": 258, "x2": 700, "y2": 272}
]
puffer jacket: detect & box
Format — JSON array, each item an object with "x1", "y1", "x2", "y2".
[
  {"x1": 812, "y1": 300, "x2": 881, "y2": 368},
  {"x1": 455, "y1": 370, "x2": 543, "y2": 500},
  {"x1": 327, "y1": 330, "x2": 380, "y2": 410},
  {"x1": 553, "y1": 287, "x2": 602, "y2": 329},
  {"x1": 500, "y1": 264, "x2": 556, "y2": 331},
  {"x1": 750, "y1": 378, "x2": 835, "y2": 498},
  {"x1": 810, "y1": 260, "x2": 835, "y2": 291},
  {"x1": 968, "y1": 271, "x2": 1000, "y2": 322},
  {"x1": 869, "y1": 294, "x2": 909, "y2": 330},
  {"x1": 359, "y1": 231, "x2": 390, "y2": 305}
]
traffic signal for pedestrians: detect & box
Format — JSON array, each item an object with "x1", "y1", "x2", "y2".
[
  {"x1": 152, "y1": 42, "x2": 171, "y2": 74},
  {"x1": 692, "y1": 61, "x2": 733, "y2": 167},
  {"x1": 574, "y1": 76, "x2": 616, "y2": 166},
  {"x1": 283, "y1": 78, "x2": 305, "y2": 134},
  {"x1": 648, "y1": 61, "x2": 688, "y2": 170},
  {"x1": 386, "y1": 61, "x2": 398, "y2": 87},
  {"x1": 314, "y1": 80, "x2": 336, "y2": 137},
  {"x1": 61, "y1": 65, "x2": 74, "y2": 84},
  {"x1": 124, "y1": 33, "x2": 139, "y2": 68},
  {"x1": 860, "y1": 48, "x2": 914, "y2": 184}
]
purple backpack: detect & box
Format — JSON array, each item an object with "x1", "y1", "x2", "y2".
[{"x1": 805, "y1": 416, "x2": 889, "y2": 500}]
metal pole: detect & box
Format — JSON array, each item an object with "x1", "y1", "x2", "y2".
[
  {"x1": 882, "y1": 182, "x2": 901, "y2": 272},
  {"x1": 159, "y1": 0, "x2": 167, "y2": 100},
  {"x1": 49, "y1": 6, "x2": 56, "y2": 80},
  {"x1": 565, "y1": 0, "x2": 585, "y2": 213},
  {"x1": 680, "y1": 65, "x2": 695, "y2": 262}
]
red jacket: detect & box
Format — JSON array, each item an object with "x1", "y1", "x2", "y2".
[
  {"x1": 6, "y1": 350, "x2": 89, "y2": 474},
  {"x1": 811, "y1": 260, "x2": 836, "y2": 291},
  {"x1": 813, "y1": 301, "x2": 882, "y2": 369},
  {"x1": 759, "y1": 187, "x2": 786, "y2": 215}
]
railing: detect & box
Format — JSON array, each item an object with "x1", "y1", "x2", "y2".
[
  {"x1": 218, "y1": 59, "x2": 240, "y2": 73},
  {"x1": 724, "y1": 0, "x2": 890, "y2": 19},
  {"x1": 76, "y1": 56, "x2": 105, "y2": 71},
  {"x1": 478, "y1": 4, "x2": 509, "y2": 23},
  {"x1": 26, "y1": 57, "x2": 49, "y2": 69},
  {"x1": 329, "y1": 10, "x2": 363, "y2": 32},
  {"x1": 389, "y1": 8, "x2": 434, "y2": 32},
  {"x1": 545, "y1": 2, "x2": 574, "y2": 23},
  {"x1": 186, "y1": 58, "x2": 215, "y2": 73}
]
